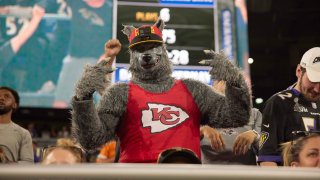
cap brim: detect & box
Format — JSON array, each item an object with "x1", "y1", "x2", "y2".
[
  {"x1": 128, "y1": 40, "x2": 163, "y2": 49},
  {"x1": 306, "y1": 68, "x2": 320, "y2": 82}
]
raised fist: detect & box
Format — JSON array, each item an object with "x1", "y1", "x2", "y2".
[
  {"x1": 32, "y1": 4, "x2": 45, "y2": 20},
  {"x1": 199, "y1": 50, "x2": 243, "y2": 87},
  {"x1": 104, "y1": 39, "x2": 121, "y2": 65}
]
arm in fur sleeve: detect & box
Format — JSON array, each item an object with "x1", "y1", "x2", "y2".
[
  {"x1": 71, "y1": 83, "x2": 128, "y2": 151},
  {"x1": 182, "y1": 51, "x2": 251, "y2": 128}
]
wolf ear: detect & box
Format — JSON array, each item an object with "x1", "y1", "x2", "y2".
[
  {"x1": 154, "y1": 17, "x2": 165, "y2": 32},
  {"x1": 122, "y1": 25, "x2": 135, "y2": 39}
]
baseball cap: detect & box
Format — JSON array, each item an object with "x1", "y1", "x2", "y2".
[
  {"x1": 128, "y1": 25, "x2": 163, "y2": 49},
  {"x1": 300, "y1": 47, "x2": 320, "y2": 82},
  {"x1": 157, "y1": 147, "x2": 201, "y2": 164}
]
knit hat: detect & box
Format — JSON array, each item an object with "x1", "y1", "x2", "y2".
[
  {"x1": 128, "y1": 25, "x2": 163, "y2": 49},
  {"x1": 300, "y1": 47, "x2": 320, "y2": 82}
]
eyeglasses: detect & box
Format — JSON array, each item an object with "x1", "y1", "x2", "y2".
[
  {"x1": 291, "y1": 130, "x2": 320, "y2": 144},
  {"x1": 41, "y1": 146, "x2": 85, "y2": 163}
]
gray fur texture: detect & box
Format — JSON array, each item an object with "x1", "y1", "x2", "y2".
[
  {"x1": 75, "y1": 59, "x2": 114, "y2": 99},
  {"x1": 71, "y1": 18, "x2": 251, "y2": 152}
]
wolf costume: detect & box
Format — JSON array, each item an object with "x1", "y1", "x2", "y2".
[{"x1": 71, "y1": 18, "x2": 251, "y2": 163}]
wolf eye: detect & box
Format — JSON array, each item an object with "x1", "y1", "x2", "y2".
[{"x1": 153, "y1": 47, "x2": 162, "y2": 54}]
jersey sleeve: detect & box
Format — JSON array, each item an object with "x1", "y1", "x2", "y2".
[{"x1": 257, "y1": 95, "x2": 286, "y2": 164}]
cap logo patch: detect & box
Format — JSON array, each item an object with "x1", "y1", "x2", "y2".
[
  {"x1": 128, "y1": 25, "x2": 163, "y2": 49},
  {"x1": 134, "y1": 29, "x2": 139, "y2": 37}
]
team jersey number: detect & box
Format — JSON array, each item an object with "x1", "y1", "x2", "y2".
[{"x1": 6, "y1": 17, "x2": 29, "y2": 36}]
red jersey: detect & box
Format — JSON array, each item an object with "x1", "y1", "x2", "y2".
[{"x1": 117, "y1": 80, "x2": 201, "y2": 163}]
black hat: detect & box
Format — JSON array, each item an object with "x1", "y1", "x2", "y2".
[
  {"x1": 157, "y1": 147, "x2": 201, "y2": 164},
  {"x1": 128, "y1": 25, "x2": 163, "y2": 49}
]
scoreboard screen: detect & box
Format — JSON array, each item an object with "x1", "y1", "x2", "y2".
[{"x1": 116, "y1": 0, "x2": 215, "y2": 67}]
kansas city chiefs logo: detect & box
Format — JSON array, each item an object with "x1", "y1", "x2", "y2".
[{"x1": 142, "y1": 103, "x2": 190, "y2": 133}]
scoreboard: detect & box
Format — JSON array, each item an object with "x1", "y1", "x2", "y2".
[
  {"x1": 116, "y1": 1, "x2": 215, "y2": 66},
  {"x1": 114, "y1": 0, "x2": 217, "y2": 83}
]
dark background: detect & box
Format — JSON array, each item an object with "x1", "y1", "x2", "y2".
[
  {"x1": 14, "y1": 0, "x2": 320, "y2": 123},
  {"x1": 247, "y1": 0, "x2": 320, "y2": 109}
]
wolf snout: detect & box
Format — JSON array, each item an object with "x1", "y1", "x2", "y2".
[{"x1": 142, "y1": 54, "x2": 152, "y2": 63}]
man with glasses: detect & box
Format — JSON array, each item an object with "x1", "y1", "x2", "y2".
[
  {"x1": 41, "y1": 137, "x2": 84, "y2": 164},
  {"x1": 41, "y1": 145, "x2": 84, "y2": 164},
  {"x1": 258, "y1": 47, "x2": 320, "y2": 166}
]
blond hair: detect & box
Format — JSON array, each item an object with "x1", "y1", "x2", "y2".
[
  {"x1": 281, "y1": 142, "x2": 293, "y2": 166},
  {"x1": 281, "y1": 133, "x2": 320, "y2": 166},
  {"x1": 56, "y1": 138, "x2": 77, "y2": 147},
  {"x1": 41, "y1": 138, "x2": 84, "y2": 163}
]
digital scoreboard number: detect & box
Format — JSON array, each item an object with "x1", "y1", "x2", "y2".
[{"x1": 116, "y1": 1, "x2": 215, "y2": 66}]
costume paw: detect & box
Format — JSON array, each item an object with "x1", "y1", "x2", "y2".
[
  {"x1": 75, "y1": 57, "x2": 115, "y2": 100},
  {"x1": 199, "y1": 50, "x2": 241, "y2": 86}
]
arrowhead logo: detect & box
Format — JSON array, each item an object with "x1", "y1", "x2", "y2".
[{"x1": 142, "y1": 103, "x2": 190, "y2": 133}]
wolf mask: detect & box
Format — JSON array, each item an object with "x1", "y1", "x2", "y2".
[{"x1": 122, "y1": 19, "x2": 172, "y2": 81}]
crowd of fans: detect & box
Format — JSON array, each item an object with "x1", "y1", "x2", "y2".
[
  {"x1": 0, "y1": 0, "x2": 319, "y2": 170},
  {"x1": 1, "y1": 46, "x2": 319, "y2": 167}
]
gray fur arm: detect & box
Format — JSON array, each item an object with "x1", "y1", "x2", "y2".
[
  {"x1": 71, "y1": 83, "x2": 128, "y2": 151},
  {"x1": 75, "y1": 58, "x2": 114, "y2": 100},
  {"x1": 193, "y1": 50, "x2": 251, "y2": 128},
  {"x1": 182, "y1": 81, "x2": 250, "y2": 128},
  {"x1": 201, "y1": 50, "x2": 245, "y2": 87}
]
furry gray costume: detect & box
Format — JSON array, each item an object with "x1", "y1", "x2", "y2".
[{"x1": 71, "y1": 18, "x2": 251, "y2": 163}]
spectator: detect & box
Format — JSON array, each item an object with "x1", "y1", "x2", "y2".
[
  {"x1": 0, "y1": 3, "x2": 45, "y2": 69},
  {"x1": 0, "y1": 2, "x2": 47, "y2": 91},
  {"x1": 41, "y1": 146, "x2": 83, "y2": 165},
  {"x1": 53, "y1": 0, "x2": 113, "y2": 108},
  {"x1": 258, "y1": 47, "x2": 320, "y2": 166},
  {"x1": 200, "y1": 80, "x2": 261, "y2": 165},
  {"x1": 0, "y1": 86, "x2": 34, "y2": 163},
  {"x1": 41, "y1": 137, "x2": 84, "y2": 165},
  {"x1": 0, "y1": 0, "x2": 69, "y2": 96},
  {"x1": 281, "y1": 131, "x2": 320, "y2": 167}
]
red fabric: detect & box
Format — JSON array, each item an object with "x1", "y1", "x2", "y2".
[
  {"x1": 129, "y1": 26, "x2": 163, "y2": 43},
  {"x1": 117, "y1": 80, "x2": 201, "y2": 163}
]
